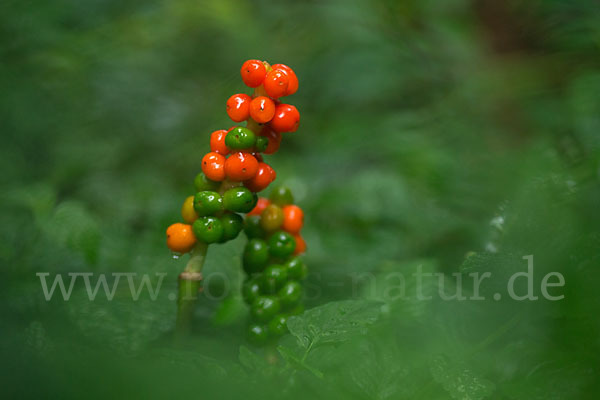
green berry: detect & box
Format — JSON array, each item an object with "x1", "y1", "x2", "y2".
[
  {"x1": 220, "y1": 213, "x2": 243, "y2": 242},
  {"x1": 223, "y1": 187, "x2": 258, "y2": 213},
  {"x1": 268, "y1": 230, "x2": 296, "y2": 258},
  {"x1": 242, "y1": 278, "x2": 262, "y2": 305},
  {"x1": 255, "y1": 136, "x2": 269, "y2": 152},
  {"x1": 225, "y1": 127, "x2": 256, "y2": 149},
  {"x1": 251, "y1": 296, "x2": 281, "y2": 322},
  {"x1": 192, "y1": 216, "x2": 224, "y2": 243},
  {"x1": 193, "y1": 191, "x2": 223, "y2": 216},
  {"x1": 194, "y1": 172, "x2": 220, "y2": 192},
  {"x1": 269, "y1": 186, "x2": 294, "y2": 206},
  {"x1": 278, "y1": 280, "x2": 302, "y2": 309},
  {"x1": 260, "y1": 204, "x2": 283, "y2": 232},
  {"x1": 244, "y1": 215, "x2": 265, "y2": 239},
  {"x1": 243, "y1": 238, "x2": 269, "y2": 274},
  {"x1": 247, "y1": 323, "x2": 269, "y2": 345},
  {"x1": 285, "y1": 257, "x2": 308, "y2": 280},
  {"x1": 261, "y1": 264, "x2": 288, "y2": 294},
  {"x1": 268, "y1": 314, "x2": 288, "y2": 336}
]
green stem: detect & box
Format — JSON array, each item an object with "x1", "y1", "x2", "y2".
[{"x1": 175, "y1": 241, "x2": 208, "y2": 336}]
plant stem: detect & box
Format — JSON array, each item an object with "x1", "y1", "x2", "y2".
[{"x1": 175, "y1": 241, "x2": 208, "y2": 336}]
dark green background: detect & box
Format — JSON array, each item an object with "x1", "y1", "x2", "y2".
[{"x1": 2, "y1": 0, "x2": 599, "y2": 398}]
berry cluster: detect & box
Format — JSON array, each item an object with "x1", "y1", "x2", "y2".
[
  {"x1": 241, "y1": 186, "x2": 307, "y2": 345},
  {"x1": 165, "y1": 60, "x2": 306, "y2": 337},
  {"x1": 166, "y1": 60, "x2": 300, "y2": 254}
]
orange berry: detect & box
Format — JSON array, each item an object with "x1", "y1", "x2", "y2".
[
  {"x1": 166, "y1": 223, "x2": 197, "y2": 253},
  {"x1": 201, "y1": 152, "x2": 226, "y2": 181},
  {"x1": 263, "y1": 69, "x2": 289, "y2": 98},
  {"x1": 210, "y1": 129, "x2": 230, "y2": 155},
  {"x1": 224, "y1": 151, "x2": 259, "y2": 181},
  {"x1": 282, "y1": 205, "x2": 303, "y2": 234},
  {"x1": 244, "y1": 162, "x2": 275, "y2": 192},
  {"x1": 272, "y1": 63, "x2": 298, "y2": 96},
  {"x1": 249, "y1": 96, "x2": 276, "y2": 123},
  {"x1": 181, "y1": 196, "x2": 198, "y2": 223},
  {"x1": 258, "y1": 126, "x2": 281, "y2": 155},
  {"x1": 270, "y1": 104, "x2": 300, "y2": 133},
  {"x1": 226, "y1": 93, "x2": 251, "y2": 122},
  {"x1": 240, "y1": 59, "x2": 267, "y2": 88},
  {"x1": 248, "y1": 197, "x2": 271, "y2": 216},
  {"x1": 293, "y1": 234, "x2": 306, "y2": 255}
]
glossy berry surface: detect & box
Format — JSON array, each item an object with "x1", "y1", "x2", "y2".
[
  {"x1": 193, "y1": 191, "x2": 223, "y2": 216},
  {"x1": 224, "y1": 151, "x2": 259, "y2": 181},
  {"x1": 194, "y1": 172, "x2": 220, "y2": 192},
  {"x1": 278, "y1": 280, "x2": 303, "y2": 309},
  {"x1": 260, "y1": 204, "x2": 284, "y2": 232},
  {"x1": 261, "y1": 264, "x2": 288, "y2": 293},
  {"x1": 254, "y1": 136, "x2": 269, "y2": 152},
  {"x1": 271, "y1": 63, "x2": 298, "y2": 96},
  {"x1": 240, "y1": 59, "x2": 267, "y2": 88},
  {"x1": 242, "y1": 278, "x2": 262, "y2": 305},
  {"x1": 243, "y1": 238, "x2": 270, "y2": 274},
  {"x1": 269, "y1": 186, "x2": 294, "y2": 206},
  {"x1": 270, "y1": 104, "x2": 300, "y2": 133},
  {"x1": 263, "y1": 68, "x2": 289, "y2": 98},
  {"x1": 225, "y1": 126, "x2": 256, "y2": 150},
  {"x1": 293, "y1": 234, "x2": 307, "y2": 254},
  {"x1": 247, "y1": 323, "x2": 269, "y2": 345},
  {"x1": 243, "y1": 215, "x2": 265, "y2": 239},
  {"x1": 166, "y1": 223, "x2": 196, "y2": 253},
  {"x1": 268, "y1": 230, "x2": 296, "y2": 258},
  {"x1": 220, "y1": 212, "x2": 243, "y2": 242},
  {"x1": 226, "y1": 93, "x2": 251, "y2": 122},
  {"x1": 250, "y1": 296, "x2": 281, "y2": 322},
  {"x1": 258, "y1": 126, "x2": 281, "y2": 155},
  {"x1": 201, "y1": 152, "x2": 226, "y2": 181},
  {"x1": 249, "y1": 96, "x2": 276, "y2": 123},
  {"x1": 244, "y1": 162, "x2": 275, "y2": 193},
  {"x1": 247, "y1": 197, "x2": 270, "y2": 217},
  {"x1": 210, "y1": 129, "x2": 230, "y2": 155},
  {"x1": 268, "y1": 314, "x2": 288, "y2": 336},
  {"x1": 282, "y1": 205, "x2": 304, "y2": 234},
  {"x1": 181, "y1": 196, "x2": 198, "y2": 223},
  {"x1": 223, "y1": 186, "x2": 258, "y2": 213},
  {"x1": 192, "y1": 216, "x2": 223, "y2": 244},
  {"x1": 285, "y1": 256, "x2": 308, "y2": 280}
]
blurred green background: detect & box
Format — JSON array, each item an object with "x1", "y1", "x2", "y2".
[{"x1": 2, "y1": 0, "x2": 600, "y2": 398}]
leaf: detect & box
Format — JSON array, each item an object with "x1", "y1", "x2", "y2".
[
  {"x1": 286, "y1": 300, "x2": 381, "y2": 349},
  {"x1": 430, "y1": 355, "x2": 495, "y2": 400},
  {"x1": 277, "y1": 345, "x2": 324, "y2": 379},
  {"x1": 238, "y1": 345, "x2": 269, "y2": 372}
]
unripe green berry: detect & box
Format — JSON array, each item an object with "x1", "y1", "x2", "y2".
[
  {"x1": 225, "y1": 127, "x2": 256, "y2": 149},
  {"x1": 220, "y1": 212, "x2": 243, "y2": 242},
  {"x1": 261, "y1": 264, "x2": 288, "y2": 294},
  {"x1": 251, "y1": 296, "x2": 280, "y2": 322},
  {"x1": 268, "y1": 230, "x2": 296, "y2": 258},
  {"x1": 223, "y1": 187, "x2": 258, "y2": 213},
  {"x1": 243, "y1": 238, "x2": 269, "y2": 274},
  {"x1": 269, "y1": 186, "x2": 294, "y2": 206},
  {"x1": 192, "y1": 216, "x2": 224, "y2": 243},
  {"x1": 193, "y1": 191, "x2": 223, "y2": 216},
  {"x1": 194, "y1": 172, "x2": 220, "y2": 192}
]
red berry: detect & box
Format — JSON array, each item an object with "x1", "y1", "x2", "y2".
[
  {"x1": 244, "y1": 162, "x2": 275, "y2": 192},
  {"x1": 263, "y1": 69, "x2": 290, "y2": 98},
  {"x1": 270, "y1": 104, "x2": 300, "y2": 133},
  {"x1": 293, "y1": 234, "x2": 306, "y2": 254},
  {"x1": 248, "y1": 197, "x2": 270, "y2": 216},
  {"x1": 272, "y1": 64, "x2": 298, "y2": 96},
  {"x1": 210, "y1": 129, "x2": 230, "y2": 155},
  {"x1": 250, "y1": 96, "x2": 276, "y2": 123},
  {"x1": 225, "y1": 151, "x2": 259, "y2": 181},
  {"x1": 258, "y1": 126, "x2": 281, "y2": 155},
  {"x1": 240, "y1": 60, "x2": 267, "y2": 88},
  {"x1": 282, "y1": 205, "x2": 303, "y2": 234},
  {"x1": 201, "y1": 152, "x2": 226, "y2": 181},
  {"x1": 226, "y1": 93, "x2": 251, "y2": 122}
]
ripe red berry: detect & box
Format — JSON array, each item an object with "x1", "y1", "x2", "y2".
[
  {"x1": 201, "y1": 152, "x2": 226, "y2": 181},
  {"x1": 226, "y1": 93, "x2": 251, "y2": 122},
  {"x1": 240, "y1": 60, "x2": 267, "y2": 88},
  {"x1": 244, "y1": 162, "x2": 275, "y2": 192},
  {"x1": 258, "y1": 126, "x2": 281, "y2": 155},
  {"x1": 293, "y1": 234, "x2": 306, "y2": 254},
  {"x1": 225, "y1": 151, "x2": 259, "y2": 181},
  {"x1": 263, "y1": 69, "x2": 289, "y2": 98},
  {"x1": 272, "y1": 63, "x2": 298, "y2": 96},
  {"x1": 270, "y1": 104, "x2": 300, "y2": 133},
  {"x1": 210, "y1": 129, "x2": 230, "y2": 155},
  {"x1": 248, "y1": 197, "x2": 270, "y2": 216},
  {"x1": 249, "y1": 96, "x2": 276, "y2": 123},
  {"x1": 282, "y1": 205, "x2": 303, "y2": 234}
]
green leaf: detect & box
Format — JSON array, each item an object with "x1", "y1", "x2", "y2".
[
  {"x1": 286, "y1": 300, "x2": 381, "y2": 349},
  {"x1": 277, "y1": 345, "x2": 324, "y2": 379},
  {"x1": 430, "y1": 355, "x2": 495, "y2": 400}
]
